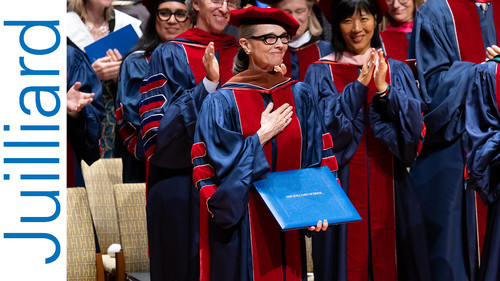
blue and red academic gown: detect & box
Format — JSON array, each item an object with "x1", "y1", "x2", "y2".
[
  {"x1": 282, "y1": 37, "x2": 332, "y2": 81},
  {"x1": 408, "y1": 0, "x2": 500, "y2": 279},
  {"x1": 138, "y1": 27, "x2": 238, "y2": 281},
  {"x1": 465, "y1": 61, "x2": 500, "y2": 281},
  {"x1": 67, "y1": 45, "x2": 104, "y2": 187},
  {"x1": 116, "y1": 50, "x2": 147, "y2": 183},
  {"x1": 305, "y1": 57, "x2": 429, "y2": 281},
  {"x1": 380, "y1": 22, "x2": 413, "y2": 63},
  {"x1": 191, "y1": 69, "x2": 339, "y2": 281}
]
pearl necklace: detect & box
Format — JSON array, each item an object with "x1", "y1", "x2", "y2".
[{"x1": 85, "y1": 22, "x2": 109, "y2": 40}]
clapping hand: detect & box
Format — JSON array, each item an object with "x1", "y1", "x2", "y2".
[
  {"x1": 91, "y1": 49, "x2": 122, "y2": 82},
  {"x1": 67, "y1": 82, "x2": 94, "y2": 118},
  {"x1": 203, "y1": 42, "x2": 220, "y2": 83}
]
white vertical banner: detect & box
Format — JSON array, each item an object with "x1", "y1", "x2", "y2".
[{"x1": 0, "y1": 1, "x2": 66, "y2": 280}]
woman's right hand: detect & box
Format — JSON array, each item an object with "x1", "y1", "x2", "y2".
[
  {"x1": 357, "y1": 48, "x2": 377, "y2": 87},
  {"x1": 486, "y1": 45, "x2": 500, "y2": 59},
  {"x1": 257, "y1": 102, "x2": 293, "y2": 146},
  {"x1": 91, "y1": 55, "x2": 122, "y2": 81},
  {"x1": 203, "y1": 42, "x2": 220, "y2": 83}
]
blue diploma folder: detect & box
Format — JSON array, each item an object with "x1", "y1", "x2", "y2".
[
  {"x1": 253, "y1": 166, "x2": 361, "y2": 230},
  {"x1": 84, "y1": 24, "x2": 139, "y2": 62}
]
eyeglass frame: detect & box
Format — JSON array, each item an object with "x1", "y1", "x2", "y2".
[
  {"x1": 386, "y1": 0, "x2": 410, "y2": 5},
  {"x1": 209, "y1": 0, "x2": 239, "y2": 9},
  {"x1": 156, "y1": 8, "x2": 189, "y2": 22},
  {"x1": 249, "y1": 33, "x2": 292, "y2": 45}
]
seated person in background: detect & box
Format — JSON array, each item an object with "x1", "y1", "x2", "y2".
[
  {"x1": 380, "y1": 0, "x2": 423, "y2": 63},
  {"x1": 262, "y1": 0, "x2": 332, "y2": 81}
]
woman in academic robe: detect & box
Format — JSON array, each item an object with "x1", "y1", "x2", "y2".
[
  {"x1": 192, "y1": 6, "x2": 337, "y2": 281},
  {"x1": 261, "y1": 0, "x2": 332, "y2": 81},
  {"x1": 67, "y1": 45, "x2": 105, "y2": 188},
  {"x1": 465, "y1": 48, "x2": 500, "y2": 281},
  {"x1": 138, "y1": 0, "x2": 239, "y2": 280},
  {"x1": 67, "y1": 0, "x2": 143, "y2": 158},
  {"x1": 379, "y1": 0, "x2": 423, "y2": 62},
  {"x1": 115, "y1": 0, "x2": 193, "y2": 183},
  {"x1": 407, "y1": 0, "x2": 500, "y2": 280},
  {"x1": 305, "y1": 0, "x2": 429, "y2": 280}
]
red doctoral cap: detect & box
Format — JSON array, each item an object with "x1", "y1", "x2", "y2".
[{"x1": 228, "y1": 6, "x2": 300, "y2": 36}]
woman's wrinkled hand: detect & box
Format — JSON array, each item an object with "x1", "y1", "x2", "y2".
[
  {"x1": 487, "y1": 45, "x2": 500, "y2": 59},
  {"x1": 273, "y1": 63, "x2": 287, "y2": 75},
  {"x1": 257, "y1": 102, "x2": 293, "y2": 146},
  {"x1": 308, "y1": 219, "x2": 329, "y2": 232}
]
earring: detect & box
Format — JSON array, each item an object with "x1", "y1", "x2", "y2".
[{"x1": 246, "y1": 50, "x2": 250, "y2": 54}]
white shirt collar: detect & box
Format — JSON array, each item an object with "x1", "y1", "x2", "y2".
[{"x1": 288, "y1": 31, "x2": 312, "y2": 49}]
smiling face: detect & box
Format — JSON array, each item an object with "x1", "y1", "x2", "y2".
[
  {"x1": 193, "y1": 0, "x2": 235, "y2": 34},
  {"x1": 240, "y1": 24, "x2": 288, "y2": 72},
  {"x1": 340, "y1": 8, "x2": 375, "y2": 55},
  {"x1": 387, "y1": 0, "x2": 414, "y2": 23},
  {"x1": 155, "y1": 1, "x2": 192, "y2": 42},
  {"x1": 273, "y1": 0, "x2": 310, "y2": 39}
]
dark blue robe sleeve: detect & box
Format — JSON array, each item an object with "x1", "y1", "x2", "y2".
[
  {"x1": 466, "y1": 61, "x2": 500, "y2": 205},
  {"x1": 368, "y1": 59, "x2": 425, "y2": 165},
  {"x1": 304, "y1": 62, "x2": 367, "y2": 167},
  {"x1": 67, "y1": 45, "x2": 105, "y2": 165},
  {"x1": 408, "y1": 4, "x2": 476, "y2": 143},
  {"x1": 193, "y1": 91, "x2": 270, "y2": 230},
  {"x1": 139, "y1": 43, "x2": 209, "y2": 168},
  {"x1": 116, "y1": 51, "x2": 147, "y2": 160}
]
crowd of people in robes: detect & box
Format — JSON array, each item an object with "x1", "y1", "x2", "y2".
[{"x1": 66, "y1": 0, "x2": 500, "y2": 280}]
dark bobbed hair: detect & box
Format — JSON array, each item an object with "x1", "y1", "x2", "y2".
[
  {"x1": 133, "y1": 10, "x2": 162, "y2": 57},
  {"x1": 331, "y1": 0, "x2": 382, "y2": 61},
  {"x1": 131, "y1": 2, "x2": 192, "y2": 57}
]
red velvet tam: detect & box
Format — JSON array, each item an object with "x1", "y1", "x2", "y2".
[{"x1": 228, "y1": 6, "x2": 300, "y2": 36}]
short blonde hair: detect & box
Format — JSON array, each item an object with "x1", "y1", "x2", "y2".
[
  {"x1": 270, "y1": 0, "x2": 322, "y2": 37},
  {"x1": 68, "y1": 0, "x2": 114, "y2": 23},
  {"x1": 306, "y1": 0, "x2": 322, "y2": 37}
]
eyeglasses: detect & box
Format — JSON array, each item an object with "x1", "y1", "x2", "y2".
[
  {"x1": 210, "y1": 0, "x2": 239, "y2": 9},
  {"x1": 249, "y1": 33, "x2": 292, "y2": 45},
  {"x1": 386, "y1": 0, "x2": 409, "y2": 5},
  {"x1": 157, "y1": 8, "x2": 189, "y2": 22}
]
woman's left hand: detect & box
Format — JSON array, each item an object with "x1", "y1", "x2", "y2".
[
  {"x1": 273, "y1": 63, "x2": 287, "y2": 75},
  {"x1": 308, "y1": 219, "x2": 328, "y2": 232},
  {"x1": 373, "y1": 49, "x2": 388, "y2": 93},
  {"x1": 486, "y1": 45, "x2": 500, "y2": 59}
]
